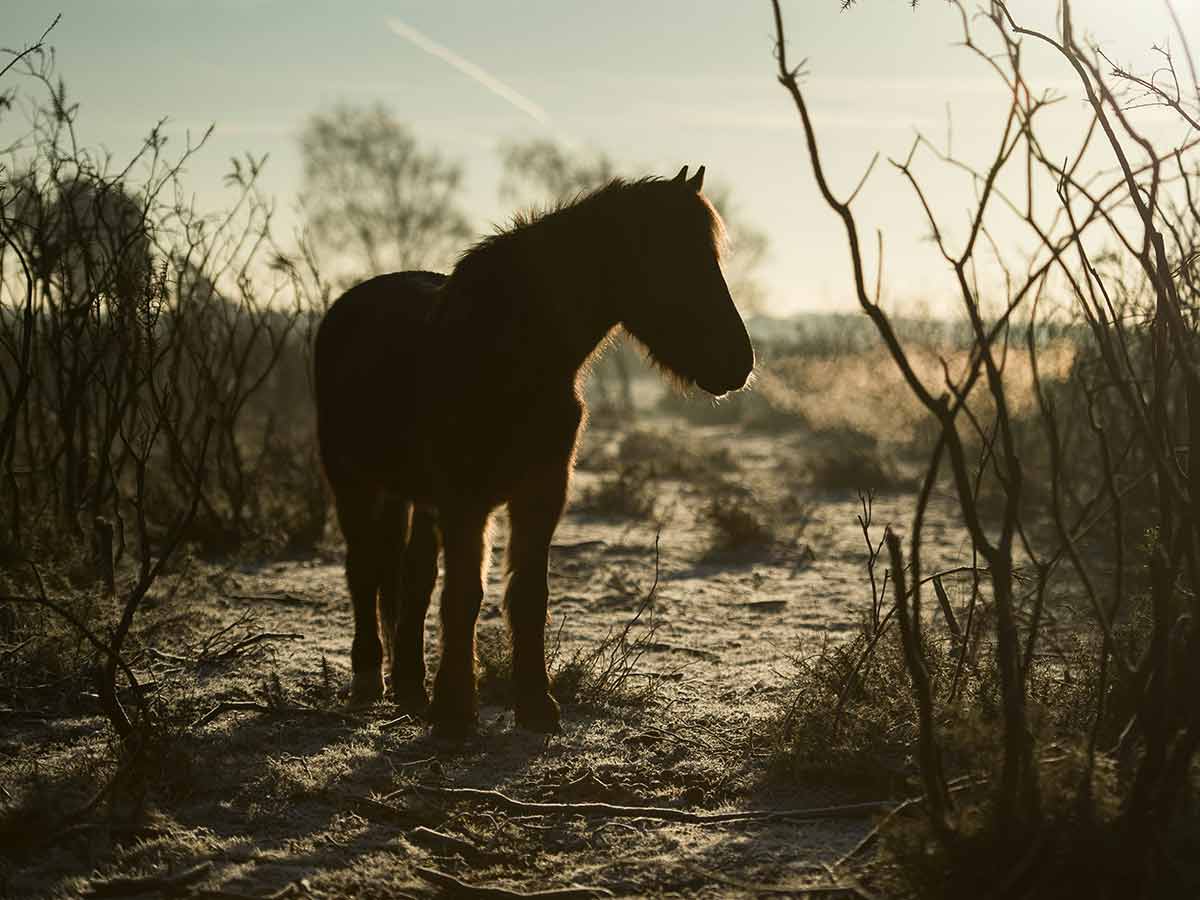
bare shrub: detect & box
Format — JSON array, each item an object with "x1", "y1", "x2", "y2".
[
  {"x1": 550, "y1": 568, "x2": 662, "y2": 711},
  {"x1": 771, "y1": 0, "x2": 1200, "y2": 892},
  {"x1": 805, "y1": 432, "x2": 908, "y2": 493},
  {"x1": 576, "y1": 461, "x2": 658, "y2": 520},
  {"x1": 473, "y1": 555, "x2": 665, "y2": 715},
  {"x1": 0, "y1": 45, "x2": 332, "y2": 846},
  {"x1": 615, "y1": 427, "x2": 737, "y2": 482},
  {"x1": 701, "y1": 488, "x2": 776, "y2": 556},
  {"x1": 0, "y1": 56, "x2": 330, "y2": 558}
]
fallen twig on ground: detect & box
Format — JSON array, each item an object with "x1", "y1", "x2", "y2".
[
  {"x1": 149, "y1": 631, "x2": 304, "y2": 668},
  {"x1": 211, "y1": 632, "x2": 304, "y2": 659},
  {"x1": 834, "y1": 796, "x2": 922, "y2": 869},
  {"x1": 834, "y1": 773, "x2": 986, "y2": 869},
  {"x1": 224, "y1": 592, "x2": 311, "y2": 606},
  {"x1": 345, "y1": 793, "x2": 425, "y2": 825},
  {"x1": 379, "y1": 714, "x2": 416, "y2": 730},
  {"x1": 189, "y1": 701, "x2": 274, "y2": 728},
  {"x1": 0, "y1": 637, "x2": 34, "y2": 660},
  {"x1": 407, "y1": 784, "x2": 892, "y2": 824},
  {"x1": 414, "y1": 867, "x2": 613, "y2": 898},
  {"x1": 391, "y1": 755, "x2": 438, "y2": 768},
  {"x1": 409, "y1": 825, "x2": 479, "y2": 856},
  {"x1": 189, "y1": 700, "x2": 360, "y2": 729}
]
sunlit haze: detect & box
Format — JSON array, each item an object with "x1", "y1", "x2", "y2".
[{"x1": 4, "y1": 1, "x2": 1195, "y2": 314}]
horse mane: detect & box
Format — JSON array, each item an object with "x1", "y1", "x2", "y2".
[{"x1": 452, "y1": 175, "x2": 728, "y2": 281}]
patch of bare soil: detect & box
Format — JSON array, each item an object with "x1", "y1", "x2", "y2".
[{"x1": 2, "y1": 418, "x2": 970, "y2": 898}]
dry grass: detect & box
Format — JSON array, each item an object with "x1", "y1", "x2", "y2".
[
  {"x1": 576, "y1": 461, "x2": 658, "y2": 520},
  {"x1": 701, "y1": 489, "x2": 777, "y2": 556}
]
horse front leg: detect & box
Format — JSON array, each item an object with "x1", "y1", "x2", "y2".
[
  {"x1": 505, "y1": 463, "x2": 569, "y2": 733},
  {"x1": 427, "y1": 506, "x2": 491, "y2": 737}
]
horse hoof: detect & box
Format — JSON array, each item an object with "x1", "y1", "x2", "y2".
[
  {"x1": 390, "y1": 680, "x2": 430, "y2": 714},
  {"x1": 427, "y1": 707, "x2": 478, "y2": 740},
  {"x1": 348, "y1": 670, "x2": 384, "y2": 708},
  {"x1": 426, "y1": 696, "x2": 478, "y2": 740},
  {"x1": 515, "y1": 692, "x2": 561, "y2": 733},
  {"x1": 430, "y1": 717, "x2": 478, "y2": 741}
]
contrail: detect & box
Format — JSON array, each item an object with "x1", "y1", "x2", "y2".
[{"x1": 385, "y1": 18, "x2": 552, "y2": 127}]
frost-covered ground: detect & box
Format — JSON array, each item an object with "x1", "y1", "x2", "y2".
[{"x1": 3, "y1": 418, "x2": 971, "y2": 898}]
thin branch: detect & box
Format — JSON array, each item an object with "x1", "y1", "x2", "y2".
[{"x1": 407, "y1": 784, "x2": 891, "y2": 825}]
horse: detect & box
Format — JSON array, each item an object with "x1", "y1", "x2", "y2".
[{"x1": 313, "y1": 165, "x2": 754, "y2": 736}]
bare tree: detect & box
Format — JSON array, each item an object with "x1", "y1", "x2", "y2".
[
  {"x1": 499, "y1": 139, "x2": 616, "y2": 204},
  {"x1": 298, "y1": 102, "x2": 471, "y2": 286}
]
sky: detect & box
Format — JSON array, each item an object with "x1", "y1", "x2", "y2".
[{"x1": 2, "y1": 1, "x2": 1197, "y2": 315}]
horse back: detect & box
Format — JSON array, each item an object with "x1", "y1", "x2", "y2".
[{"x1": 314, "y1": 271, "x2": 446, "y2": 492}]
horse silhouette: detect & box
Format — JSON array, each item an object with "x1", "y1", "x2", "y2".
[{"x1": 314, "y1": 165, "x2": 754, "y2": 735}]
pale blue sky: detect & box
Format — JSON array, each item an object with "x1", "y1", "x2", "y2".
[{"x1": 3, "y1": 2, "x2": 1195, "y2": 314}]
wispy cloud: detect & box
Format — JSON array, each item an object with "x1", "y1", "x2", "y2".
[{"x1": 385, "y1": 18, "x2": 551, "y2": 127}]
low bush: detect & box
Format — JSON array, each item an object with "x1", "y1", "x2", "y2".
[{"x1": 576, "y1": 462, "x2": 658, "y2": 520}]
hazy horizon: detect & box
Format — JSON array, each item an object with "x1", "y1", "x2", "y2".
[{"x1": 3, "y1": 1, "x2": 1195, "y2": 315}]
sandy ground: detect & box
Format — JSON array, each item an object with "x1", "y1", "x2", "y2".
[{"x1": 2, "y1": 418, "x2": 973, "y2": 898}]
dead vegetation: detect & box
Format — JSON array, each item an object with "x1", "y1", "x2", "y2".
[
  {"x1": 575, "y1": 462, "x2": 659, "y2": 521},
  {"x1": 770, "y1": 0, "x2": 1200, "y2": 895}
]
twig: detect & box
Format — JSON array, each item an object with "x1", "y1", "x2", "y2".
[
  {"x1": 829, "y1": 565, "x2": 984, "y2": 732},
  {"x1": 836, "y1": 773, "x2": 987, "y2": 870},
  {"x1": 392, "y1": 754, "x2": 438, "y2": 768},
  {"x1": 224, "y1": 592, "x2": 310, "y2": 606},
  {"x1": 380, "y1": 714, "x2": 416, "y2": 730},
  {"x1": 410, "y1": 784, "x2": 891, "y2": 824},
  {"x1": 345, "y1": 793, "x2": 420, "y2": 825},
  {"x1": 409, "y1": 825, "x2": 479, "y2": 856},
  {"x1": 215, "y1": 632, "x2": 304, "y2": 659},
  {"x1": 190, "y1": 700, "x2": 274, "y2": 728},
  {"x1": 189, "y1": 700, "x2": 361, "y2": 729},
  {"x1": 144, "y1": 631, "x2": 303, "y2": 668},
  {"x1": 414, "y1": 867, "x2": 613, "y2": 899},
  {"x1": 836, "y1": 795, "x2": 920, "y2": 871},
  {"x1": 0, "y1": 14, "x2": 60, "y2": 82},
  {"x1": 0, "y1": 637, "x2": 33, "y2": 660},
  {"x1": 931, "y1": 575, "x2": 962, "y2": 639}
]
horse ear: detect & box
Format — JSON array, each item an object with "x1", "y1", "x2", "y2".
[
  {"x1": 687, "y1": 165, "x2": 706, "y2": 192},
  {"x1": 672, "y1": 165, "x2": 688, "y2": 184}
]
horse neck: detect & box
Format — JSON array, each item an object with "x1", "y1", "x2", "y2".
[{"x1": 451, "y1": 221, "x2": 625, "y2": 384}]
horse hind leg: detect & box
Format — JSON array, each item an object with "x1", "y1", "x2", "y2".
[
  {"x1": 335, "y1": 485, "x2": 390, "y2": 706},
  {"x1": 376, "y1": 496, "x2": 413, "y2": 694},
  {"x1": 387, "y1": 504, "x2": 439, "y2": 712}
]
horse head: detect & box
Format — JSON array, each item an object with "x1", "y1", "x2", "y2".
[{"x1": 619, "y1": 166, "x2": 755, "y2": 397}]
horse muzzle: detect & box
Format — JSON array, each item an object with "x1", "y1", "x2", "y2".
[
  {"x1": 698, "y1": 345, "x2": 755, "y2": 396},
  {"x1": 698, "y1": 368, "x2": 752, "y2": 397}
]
